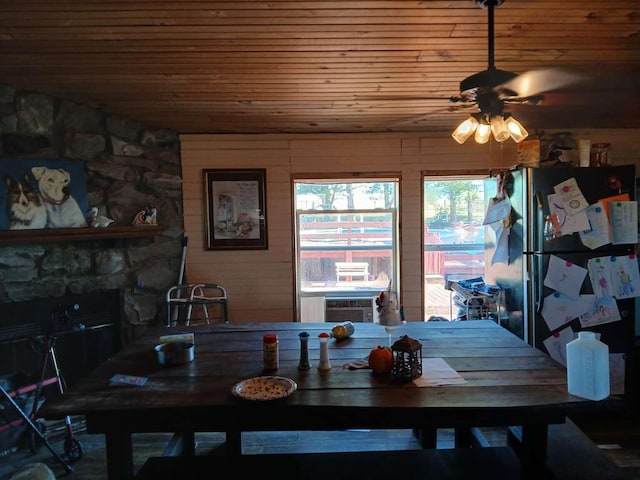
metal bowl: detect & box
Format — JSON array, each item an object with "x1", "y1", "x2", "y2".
[{"x1": 155, "y1": 341, "x2": 194, "y2": 365}]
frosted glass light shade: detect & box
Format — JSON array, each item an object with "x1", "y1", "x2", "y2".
[
  {"x1": 490, "y1": 115, "x2": 510, "y2": 142},
  {"x1": 451, "y1": 116, "x2": 479, "y2": 144},
  {"x1": 505, "y1": 116, "x2": 529, "y2": 143},
  {"x1": 474, "y1": 122, "x2": 491, "y2": 144}
]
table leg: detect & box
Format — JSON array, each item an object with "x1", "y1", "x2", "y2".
[
  {"x1": 454, "y1": 427, "x2": 490, "y2": 448},
  {"x1": 412, "y1": 427, "x2": 437, "y2": 449},
  {"x1": 225, "y1": 430, "x2": 242, "y2": 455},
  {"x1": 507, "y1": 424, "x2": 549, "y2": 478},
  {"x1": 105, "y1": 431, "x2": 133, "y2": 480}
]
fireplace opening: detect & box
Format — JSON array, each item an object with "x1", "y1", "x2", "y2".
[{"x1": 0, "y1": 290, "x2": 122, "y2": 454}]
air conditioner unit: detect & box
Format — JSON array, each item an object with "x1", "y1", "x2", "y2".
[{"x1": 325, "y1": 297, "x2": 375, "y2": 323}]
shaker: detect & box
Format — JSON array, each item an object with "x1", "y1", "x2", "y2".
[
  {"x1": 317, "y1": 332, "x2": 331, "y2": 370},
  {"x1": 298, "y1": 331, "x2": 311, "y2": 370}
]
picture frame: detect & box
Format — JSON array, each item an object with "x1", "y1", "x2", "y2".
[
  {"x1": 0, "y1": 158, "x2": 89, "y2": 230},
  {"x1": 203, "y1": 168, "x2": 268, "y2": 250}
]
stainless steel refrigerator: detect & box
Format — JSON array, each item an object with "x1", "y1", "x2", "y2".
[{"x1": 483, "y1": 164, "x2": 638, "y2": 406}]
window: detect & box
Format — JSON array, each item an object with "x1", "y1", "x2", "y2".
[
  {"x1": 423, "y1": 175, "x2": 496, "y2": 320},
  {"x1": 294, "y1": 179, "x2": 399, "y2": 323}
]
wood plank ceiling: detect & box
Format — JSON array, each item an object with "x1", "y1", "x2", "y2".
[{"x1": 0, "y1": 1, "x2": 638, "y2": 135}]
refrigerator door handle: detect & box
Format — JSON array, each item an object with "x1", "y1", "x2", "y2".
[{"x1": 535, "y1": 190, "x2": 543, "y2": 210}]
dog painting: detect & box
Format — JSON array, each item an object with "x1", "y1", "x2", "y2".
[
  {"x1": 0, "y1": 159, "x2": 89, "y2": 230},
  {"x1": 31, "y1": 166, "x2": 87, "y2": 228},
  {"x1": 4, "y1": 173, "x2": 47, "y2": 229}
]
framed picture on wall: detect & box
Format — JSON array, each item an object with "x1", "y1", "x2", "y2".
[
  {"x1": 203, "y1": 168, "x2": 268, "y2": 250},
  {"x1": 0, "y1": 158, "x2": 89, "y2": 230}
]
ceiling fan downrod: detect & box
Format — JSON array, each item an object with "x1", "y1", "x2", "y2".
[
  {"x1": 476, "y1": 0, "x2": 504, "y2": 70},
  {"x1": 459, "y1": 0, "x2": 516, "y2": 94}
]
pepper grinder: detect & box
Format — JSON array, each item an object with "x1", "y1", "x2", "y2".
[
  {"x1": 298, "y1": 331, "x2": 311, "y2": 370},
  {"x1": 317, "y1": 332, "x2": 331, "y2": 370}
]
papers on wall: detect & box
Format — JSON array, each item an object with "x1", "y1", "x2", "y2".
[
  {"x1": 609, "y1": 201, "x2": 638, "y2": 244},
  {"x1": 579, "y1": 202, "x2": 611, "y2": 249},
  {"x1": 547, "y1": 192, "x2": 590, "y2": 235},
  {"x1": 588, "y1": 254, "x2": 640, "y2": 300},
  {"x1": 546, "y1": 178, "x2": 637, "y2": 250},
  {"x1": 543, "y1": 255, "x2": 588, "y2": 299},
  {"x1": 609, "y1": 254, "x2": 640, "y2": 299},
  {"x1": 578, "y1": 294, "x2": 621, "y2": 328},
  {"x1": 487, "y1": 221, "x2": 509, "y2": 264},
  {"x1": 541, "y1": 291, "x2": 590, "y2": 331},
  {"x1": 587, "y1": 257, "x2": 617, "y2": 297},
  {"x1": 600, "y1": 193, "x2": 631, "y2": 219},
  {"x1": 543, "y1": 326, "x2": 576, "y2": 366},
  {"x1": 483, "y1": 196, "x2": 511, "y2": 265},
  {"x1": 553, "y1": 177, "x2": 589, "y2": 216},
  {"x1": 482, "y1": 196, "x2": 511, "y2": 225}
]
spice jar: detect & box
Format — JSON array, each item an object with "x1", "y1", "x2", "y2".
[
  {"x1": 591, "y1": 143, "x2": 610, "y2": 167},
  {"x1": 263, "y1": 333, "x2": 279, "y2": 371}
]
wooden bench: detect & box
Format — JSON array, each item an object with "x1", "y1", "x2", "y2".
[
  {"x1": 135, "y1": 447, "x2": 525, "y2": 480},
  {"x1": 335, "y1": 261, "x2": 369, "y2": 282},
  {"x1": 138, "y1": 418, "x2": 629, "y2": 480},
  {"x1": 508, "y1": 417, "x2": 630, "y2": 480},
  {"x1": 412, "y1": 416, "x2": 629, "y2": 480}
]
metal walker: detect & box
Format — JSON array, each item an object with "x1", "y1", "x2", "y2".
[{"x1": 0, "y1": 303, "x2": 84, "y2": 472}]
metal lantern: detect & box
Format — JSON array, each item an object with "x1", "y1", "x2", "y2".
[{"x1": 391, "y1": 335, "x2": 422, "y2": 382}]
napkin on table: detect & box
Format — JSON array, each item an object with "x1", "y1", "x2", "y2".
[{"x1": 413, "y1": 358, "x2": 467, "y2": 387}]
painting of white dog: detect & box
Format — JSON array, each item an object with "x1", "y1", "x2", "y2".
[
  {"x1": 4, "y1": 173, "x2": 47, "y2": 230},
  {"x1": 31, "y1": 166, "x2": 88, "y2": 228}
]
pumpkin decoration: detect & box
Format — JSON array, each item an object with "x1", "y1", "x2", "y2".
[{"x1": 368, "y1": 346, "x2": 394, "y2": 374}]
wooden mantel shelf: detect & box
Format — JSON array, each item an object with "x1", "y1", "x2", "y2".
[{"x1": 0, "y1": 225, "x2": 167, "y2": 245}]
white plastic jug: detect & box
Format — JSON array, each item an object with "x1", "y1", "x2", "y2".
[{"x1": 566, "y1": 331, "x2": 610, "y2": 400}]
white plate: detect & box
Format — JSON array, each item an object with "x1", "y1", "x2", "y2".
[{"x1": 231, "y1": 376, "x2": 297, "y2": 401}]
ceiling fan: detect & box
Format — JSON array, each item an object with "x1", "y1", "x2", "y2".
[{"x1": 450, "y1": 0, "x2": 582, "y2": 143}]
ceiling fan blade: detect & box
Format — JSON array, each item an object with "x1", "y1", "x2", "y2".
[
  {"x1": 355, "y1": 94, "x2": 449, "y2": 101},
  {"x1": 390, "y1": 104, "x2": 474, "y2": 126},
  {"x1": 502, "y1": 94, "x2": 545, "y2": 105},
  {"x1": 497, "y1": 68, "x2": 583, "y2": 98}
]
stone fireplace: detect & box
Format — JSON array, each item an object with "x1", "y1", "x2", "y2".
[{"x1": 0, "y1": 83, "x2": 185, "y2": 343}]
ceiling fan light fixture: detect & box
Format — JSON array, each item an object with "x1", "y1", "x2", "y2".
[
  {"x1": 451, "y1": 115, "x2": 480, "y2": 144},
  {"x1": 474, "y1": 118, "x2": 492, "y2": 144},
  {"x1": 504, "y1": 114, "x2": 529, "y2": 143},
  {"x1": 490, "y1": 114, "x2": 510, "y2": 142}
]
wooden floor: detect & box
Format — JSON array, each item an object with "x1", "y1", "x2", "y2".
[{"x1": 2, "y1": 415, "x2": 640, "y2": 479}]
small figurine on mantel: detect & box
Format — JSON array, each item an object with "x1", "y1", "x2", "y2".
[
  {"x1": 87, "y1": 207, "x2": 114, "y2": 228},
  {"x1": 132, "y1": 205, "x2": 157, "y2": 226}
]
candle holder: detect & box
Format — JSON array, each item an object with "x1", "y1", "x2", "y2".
[{"x1": 391, "y1": 335, "x2": 422, "y2": 382}]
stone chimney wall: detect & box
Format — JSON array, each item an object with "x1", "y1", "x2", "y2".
[{"x1": 0, "y1": 84, "x2": 184, "y2": 341}]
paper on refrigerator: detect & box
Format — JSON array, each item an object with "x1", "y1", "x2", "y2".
[
  {"x1": 547, "y1": 192, "x2": 590, "y2": 235},
  {"x1": 579, "y1": 203, "x2": 611, "y2": 249},
  {"x1": 541, "y1": 291, "x2": 590, "y2": 331},
  {"x1": 609, "y1": 200, "x2": 638, "y2": 245},
  {"x1": 543, "y1": 255, "x2": 588, "y2": 299}
]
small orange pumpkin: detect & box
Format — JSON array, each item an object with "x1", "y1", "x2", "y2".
[{"x1": 368, "y1": 346, "x2": 394, "y2": 374}]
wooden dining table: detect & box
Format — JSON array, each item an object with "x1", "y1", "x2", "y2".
[{"x1": 39, "y1": 320, "x2": 595, "y2": 480}]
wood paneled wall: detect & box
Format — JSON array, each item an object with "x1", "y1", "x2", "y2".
[{"x1": 180, "y1": 130, "x2": 639, "y2": 323}]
